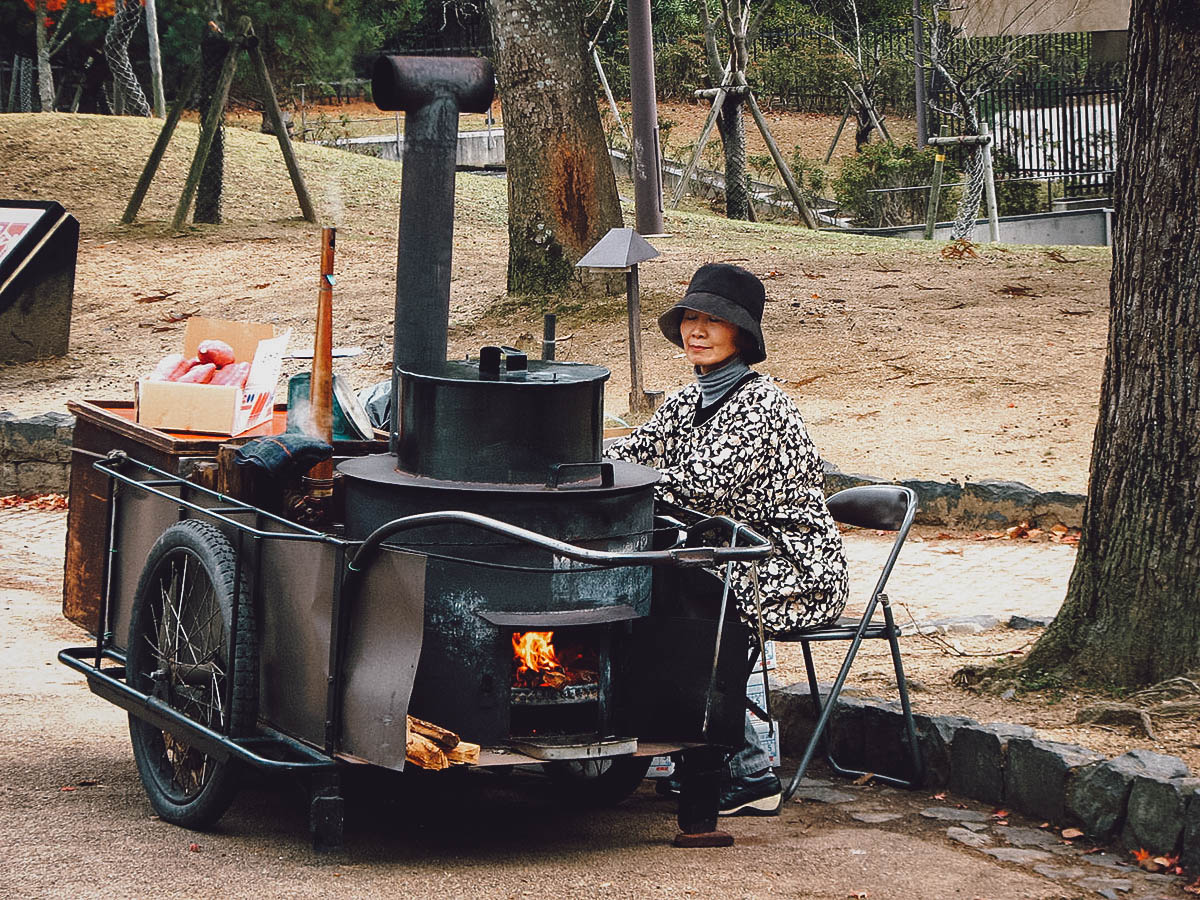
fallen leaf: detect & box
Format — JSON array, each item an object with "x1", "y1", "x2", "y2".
[
  {"x1": 133, "y1": 291, "x2": 178, "y2": 304},
  {"x1": 1045, "y1": 249, "x2": 1081, "y2": 264},
  {"x1": 852, "y1": 772, "x2": 875, "y2": 785},
  {"x1": 59, "y1": 786, "x2": 76, "y2": 792},
  {"x1": 1184, "y1": 875, "x2": 1200, "y2": 894},
  {"x1": 931, "y1": 792, "x2": 947, "y2": 801},
  {"x1": 940, "y1": 239, "x2": 978, "y2": 260},
  {"x1": 999, "y1": 284, "x2": 1039, "y2": 297},
  {"x1": 1131, "y1": 848, "x2": 1163, "y2": 871},
  {"x1": 188, "y1": 842, "x2": 201, "y2": 853},
  {"x1": 992, "y1": 809, "x2": 1010, "y2": 819}
]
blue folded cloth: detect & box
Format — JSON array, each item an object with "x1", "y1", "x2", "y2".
[{"x1": 234, "y1": 434, "x2": 333, "y2": 479}]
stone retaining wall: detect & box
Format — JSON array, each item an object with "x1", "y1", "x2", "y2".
[
  {"x1": 0, "y1": 412, "x2": 73, "y2": 495},
  {"x1": 773, "y1": 684, "x2": 1199, "y2": 869},
  {"x1": 824, "y1": 464, "x2": 1086, "y2": 529},
  {"x1": 1, "y1": 411, "x2": 1086, "y2": 530}
]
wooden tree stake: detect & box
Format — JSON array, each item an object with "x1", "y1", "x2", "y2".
[
  {"x1": 172, "y1": 25, "x2": 243, "y2": 231},
  {"x1": 923, "y1": 125, "x2": 949, "y2": 240},
  {"x1": 247, "y1": 28, "x2": 317, "y2": 223},
  {"x1": 745, "y1": 89, "x2": 818, "y2": 229},
  {"x1": 122, "y1": 61, "x2": 202, "y2": 224}
]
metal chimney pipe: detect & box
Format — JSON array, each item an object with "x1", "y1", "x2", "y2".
[{"x1": 372, "y1": 56, "x2": 494, "y2": 451}]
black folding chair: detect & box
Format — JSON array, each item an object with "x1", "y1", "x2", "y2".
[{"x1": 761, "y1": 485, "x2": 924, "y2": 800}]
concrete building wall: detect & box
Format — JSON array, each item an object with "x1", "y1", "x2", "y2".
[{"x1": 951, "y1": 0, "x2": 1129, "y2": 36}]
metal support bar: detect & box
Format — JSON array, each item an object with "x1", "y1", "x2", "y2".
[{"x1": 59, "y1": 647, "x2": 336, "y2": 773}]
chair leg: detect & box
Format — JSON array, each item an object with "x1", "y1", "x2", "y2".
[
  {"x1": 801, "y1": 641, "x2": 821, "y2": 717},
  {"x1": 883, "y1": 603, "x2": 924, "y2": 786},
  {"x1": 785, "y1": 613, "x2": 922, "y2": 798},
  {"x1": 783, "y1": 635, "x2": 862, "y2": 802}
]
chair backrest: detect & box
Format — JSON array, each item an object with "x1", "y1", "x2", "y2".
[
  {"x1": 827, "y1": 485, "x2": 918, "y2": 601},
  {"x1": 826, "y1": 485, "x2": 915, "y2": 532}
]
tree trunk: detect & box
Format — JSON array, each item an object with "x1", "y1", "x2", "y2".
[
  {"x1": 194, "y1": 30, "x2": 228, "y2": 225},
  {"x1": 33, "y1": 0, "x2": 55, "y2": 112},
  {"x1": 486, "y1": 0, "x2": 623, "y2": 293},
  {"x1": 1023, "y1": 1, "x2": 1200, "y2": 688},
  {"x1": 697, "y1": 0, "x2": 753, "y2": 221},
  {"x1": 718, "y1": 91, "x2": 749, "y2": 219}
]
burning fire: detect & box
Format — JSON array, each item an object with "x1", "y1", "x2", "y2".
[{"x1": 511, "y1": 631, "x2": 596, "y2": 690}]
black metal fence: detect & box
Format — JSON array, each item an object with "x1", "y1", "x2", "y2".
[{"x1": 980, "y1": 83, "x2": 1121, "y2": 197}]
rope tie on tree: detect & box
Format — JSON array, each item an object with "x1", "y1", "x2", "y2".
[
  {"x1": 952, "y1": 142, "x2": 988, "y2": 241},
  {"x1": 104, "y1": 0, "x2": 152, "y2": 117}
]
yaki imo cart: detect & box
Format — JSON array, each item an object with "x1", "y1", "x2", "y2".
[{"x1": 57, "y1": 56, "x2": 773, "y2": 850}]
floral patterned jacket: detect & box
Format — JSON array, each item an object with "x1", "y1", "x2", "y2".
[{"x1": 606, "y1": 374, "x2": 849, "y2": 633}]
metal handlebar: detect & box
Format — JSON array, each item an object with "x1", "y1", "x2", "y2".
[{"x1": 347, "y1": 509, "x2": 773, "y2": 574}]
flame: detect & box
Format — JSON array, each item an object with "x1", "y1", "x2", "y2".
[
  {"x1": 512, "y1": 631, "x2": 562, "y2": 681},
  {"x1": 511, "y1": 631, "x2": 599, "y2": 690}
]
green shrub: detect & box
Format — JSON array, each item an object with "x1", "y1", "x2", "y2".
[
  {"x1": 991, "y1": 148, "x2": 1043, "y2": 216},
  {"x1": 833, "y1": 142, "x2": 958, "y2": 227}
]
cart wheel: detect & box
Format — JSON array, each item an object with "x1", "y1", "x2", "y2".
[
  {"x1": 126, "y1": 519, "x2": 257, "y2": 829},
  {"x1": 544, "y1": 755, "x2": 652, "y2": 806}
]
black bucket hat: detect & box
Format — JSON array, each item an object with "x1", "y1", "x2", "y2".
[{"x1": 657, "y1": 263, "x2": 767, "y2": 364}]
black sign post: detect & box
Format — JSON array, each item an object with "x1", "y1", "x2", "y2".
[{"x1": 0, "y1": 200, "x2": 78, "y2": 363}]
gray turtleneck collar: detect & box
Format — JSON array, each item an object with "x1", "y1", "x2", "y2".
[{"x1": 696, "y1": 356, "x2": 751, "y2": 407}]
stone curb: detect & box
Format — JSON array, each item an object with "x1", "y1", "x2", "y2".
[
  {"x1": 824, "y1": 463, "x2": 1086, "y2": 530},
  {"x1": 2, "y1": 412, "x2": 1088, "y2": 530},
  {"x1": 0, "y1": 412, "x2": 74, "y2": 495},
  {"x1": 772, "y1": 682, "x2": 1199, "y2": 869}
]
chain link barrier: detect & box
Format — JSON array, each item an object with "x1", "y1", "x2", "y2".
[
  {"x1": 104, "y1": 0, "x2": 151, "y2": 117},
  {"x1": 951, "y1": 142, "x2": 988, "y2": 241}
]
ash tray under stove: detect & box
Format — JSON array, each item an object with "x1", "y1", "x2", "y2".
[{"x1": 508, "y1": 734, "x2": 637, "y2": 761}]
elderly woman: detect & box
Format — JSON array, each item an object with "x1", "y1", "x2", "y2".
[{"x1": 606, "y1": 263, "x2": 849, "y2": 832}]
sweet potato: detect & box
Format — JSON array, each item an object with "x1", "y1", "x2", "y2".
[
  {"x1": 148, "y1": 353, "x2": 187, "y2": 382},
  {"x1": 176, "y1": 362, "x2": 216, "y2": 384},
  {"x1": 197, "y1": 339, "x2": 235, "y2": 367},
  {"x1": 210, "y1": 361, "x2": 251, "y2": 388}
]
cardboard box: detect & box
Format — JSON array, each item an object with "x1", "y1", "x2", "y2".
[
  {"x1": 136, "y1": 317, "x2": 290, "y2": 435},
  {"x1": 750, "y1": 715, "x2": 781, "y2": 767},
  {"x1": 646, "y1": 755, "x2": 676, "y2": 778},
  {"x1": 750, "y1": 639, "x2": 777, "y2": 673}
]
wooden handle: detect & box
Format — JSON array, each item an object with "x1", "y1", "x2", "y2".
[{"x1": 309, "y1": 226, "x2": 335, "y2": 479}]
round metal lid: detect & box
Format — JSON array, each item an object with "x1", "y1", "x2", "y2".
[
  {"x1": 338, "y1": 453, "x2": 660, "y2": 493},
  {"x1": 399, "y1": 358, "x2": 610, "y2": 386}
]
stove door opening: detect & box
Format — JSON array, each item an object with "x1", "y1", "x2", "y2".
[{"x1": 507, "y1": 624, "x2": 615, "y2": 741}]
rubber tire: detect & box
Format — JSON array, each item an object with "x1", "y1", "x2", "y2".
[
  {"x1": 544, "y1": 755, "x2": 652, "y2": 807},
  {"x1": 126, "y1": 519, "x2": 257, "y2": 829}
]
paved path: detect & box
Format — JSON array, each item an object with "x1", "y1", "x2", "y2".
[
  {"x1": 840, "y1": 530, "x2": 1075, "y2": 626},
  {"x1": 4, "y1": 509, "x2": 1189, "y2": 899}
]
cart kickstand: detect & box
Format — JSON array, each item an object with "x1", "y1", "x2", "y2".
[{"x1": 310, "y1": 771, "x2": 344, "y2": 853}]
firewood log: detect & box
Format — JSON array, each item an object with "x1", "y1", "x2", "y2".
[
  {"x1": 405, "y1": 730, "x2": 448, "y2": 770},
  {"x1": 406, "y1": 715, "x2": 460, "y2": 750},
  {"x1": 446, "y1": 741, "x2": 480, "y2": 765}
]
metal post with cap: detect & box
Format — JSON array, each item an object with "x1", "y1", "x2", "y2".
[{"x1": 576, "y1": 227, "x2": 663, "y2": 415}]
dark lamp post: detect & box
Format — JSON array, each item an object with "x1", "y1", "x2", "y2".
[{"x1": 576, "y1": 227, "x2": 663, "y2": 415}]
